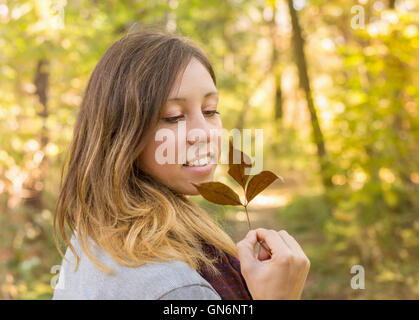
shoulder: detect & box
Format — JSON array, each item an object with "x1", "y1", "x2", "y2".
[{"x1": 52, "y1": 237, "x2": 220, "y2": 300}]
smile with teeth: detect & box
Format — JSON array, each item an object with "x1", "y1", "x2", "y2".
[{"x1": 183, "y1": 155, "x2": 213, "y2": 167}]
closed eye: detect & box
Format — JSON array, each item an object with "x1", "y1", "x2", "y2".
[
  {"x1": 162, "y1": 115, "x2": 185, "y2": 123},
  {"x1": 162, "y1": 110, "x2": 219, "y2": 123},
  {"x1": 203, "y1": 110, "x2": 220, "y2": 117}
]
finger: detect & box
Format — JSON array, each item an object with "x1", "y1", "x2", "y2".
[
  {"x1": 270, "y1": 229, "x2": 291, "y2": 251},
  {"x1": 277, "y1": 230, "x2": 308, "y2": 260},
  {"x1": 236, "y1": 230, "x2": 258, "y2": 268},
  {"x1": 255, "y1": 228, "x2": 291, "y2": 258}
]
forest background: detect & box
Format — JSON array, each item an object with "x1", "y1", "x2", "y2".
[{"x1": 0, "y1": 0, "x2": 418, "y2": 299}]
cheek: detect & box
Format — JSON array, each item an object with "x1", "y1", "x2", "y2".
[
  {"x1": 137, "y1": 144, "x2": 156, "y2": 175},
  {"x1": 211, "y1": 115, "x2": 222, "y2": 128},
  {"x1": 210, "y1": 119, "x2": 223, "y2": 159},
  {"x1": 139, "y1": 131, "x2": 181, "y2": 178}
]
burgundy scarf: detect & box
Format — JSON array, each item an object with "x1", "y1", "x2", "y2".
[{"x1": 197, "y1": 242, "x2": 253, "y2": 300}]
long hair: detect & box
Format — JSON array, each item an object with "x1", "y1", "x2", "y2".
[{"x1": 53, "y1": 30, "x2": 238, "y2": 277}]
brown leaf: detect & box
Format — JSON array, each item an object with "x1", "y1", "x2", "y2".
[
  {"x1": 227, "y1": 165, "x2": 249, "y2": 190},
  {"x1": 192, "y1": 182, "x2": 243, "y2": 206},
  {"x1": 228, "y1": 139, "x2": 252, "y2": 167},
  {"x1": 228, "y1": 139, "x2": 253, "y2": 189},
  {"x1": 245, "y1": 171, "x2": 279, "y2": 203}
]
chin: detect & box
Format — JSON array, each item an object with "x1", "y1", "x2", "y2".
[
  {"x1": 174, "y1": 175, "x2": 215, "y2": 196},
  {"x1": 169, "y1": 184, "x2": 199, "y2": 196},
  {"x1": 183, "y1": 187, "x2": 201, "y2": 196}
]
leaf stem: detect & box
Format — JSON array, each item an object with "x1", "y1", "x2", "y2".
[
  {"x1": 244, "y1": 204, "x2": 251, "y2": 231},
  {"x1": 243, "y1": 204, "x2": 272, "y2": 258}
]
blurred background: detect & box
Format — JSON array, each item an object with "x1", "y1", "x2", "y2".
[{"x1": 0, "y1": 0, "x2": 418, "y2": 299}]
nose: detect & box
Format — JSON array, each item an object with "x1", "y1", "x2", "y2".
[{"x1": 186, "y1": 111, "x2": 212, "y2": 146}]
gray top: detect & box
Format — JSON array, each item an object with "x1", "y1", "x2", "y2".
[{"x1": 52, "y1": 235, "x2": 221, "y2": 300}]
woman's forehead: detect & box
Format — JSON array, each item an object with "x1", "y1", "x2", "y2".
[{"x1": 167, "y1": 58, "x2": 216, "y2": 100}]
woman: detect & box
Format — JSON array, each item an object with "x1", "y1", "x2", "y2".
[{"x1": 53, "y1": 30, "x2": 310, "y2": 300}]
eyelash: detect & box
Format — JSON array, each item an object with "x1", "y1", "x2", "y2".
[{"x1": 163, "y1": 110, "x2": 220, "y2": 123}]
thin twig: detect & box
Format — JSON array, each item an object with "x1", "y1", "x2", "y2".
[
  {"x1": 244, "y1": 204, "x2": 272, "y2": 258},
  {"x1": 244, "y1": 204, "x2": 251, "y2": 231}
]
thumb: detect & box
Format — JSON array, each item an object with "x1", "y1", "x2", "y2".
[{"x1": 236, "y1": 230, "x2": 258, "y2": 270}]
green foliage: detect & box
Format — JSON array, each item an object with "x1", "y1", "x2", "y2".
[{"x1": 1, "y1": 0, "x2": 418, "y2": 299}]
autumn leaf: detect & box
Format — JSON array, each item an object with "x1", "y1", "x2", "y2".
[
  {"x1": 192, "y1": 181, "x2": 242, "y2": 206},
  {"x1": 228, "y1": 139, "x2": 253, "y2": 168},
  {"x1": 228, "y1": 139, "x2": 253, "y2": 189},
  {"x1": 245, "y1": 171, "x2": 279, "y2": 203},
  {"x1": 193, "y1": 140, "x2": 283, "y2": 258}
]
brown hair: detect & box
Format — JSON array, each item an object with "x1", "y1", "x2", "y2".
[{"x1": 53, "y1": 30, "x2": 238, "y2": 276}]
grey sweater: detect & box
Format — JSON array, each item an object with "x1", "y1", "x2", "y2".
[{"x1": 52, "y1": 235, "x2": 221, "y2": 300}]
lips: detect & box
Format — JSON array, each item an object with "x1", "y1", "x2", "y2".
[{"x1": 183, "y1": 152, "x2": 217, "y2": 167}]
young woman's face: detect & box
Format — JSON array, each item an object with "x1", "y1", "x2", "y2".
[{"x1": 138, "y1": 57, "x2": 222, "y2": 195}]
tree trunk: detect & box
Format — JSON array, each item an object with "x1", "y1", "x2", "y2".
[
  {"x1": 389, "y1": 0, "x2": 396, "y2": 9},
  {"x1": 270, "y1": 3, "x2": 283, "y2": 120},
  {"x1": 286, "y1": 0, "x2": 331, "y2": 187},
  {"x1": 24, "y1": 59, "x2": 50, "y2": 209}
]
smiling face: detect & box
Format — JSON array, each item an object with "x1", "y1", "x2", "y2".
[{"x1": 137, "y1": 57, "x2": 223, "y2": 195}]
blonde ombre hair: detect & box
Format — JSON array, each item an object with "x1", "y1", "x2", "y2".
[{"x1": 53, "y1": 30, "x2": 238, "y2": 277}]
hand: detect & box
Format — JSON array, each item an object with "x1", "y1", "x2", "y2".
[{"x1": 236, "y1": 228, "x2": 310, "y2": 300}]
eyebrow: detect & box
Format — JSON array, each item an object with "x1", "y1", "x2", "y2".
[{"x1": 166, "y1": 91, "x2": 219, "y2": 102}]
